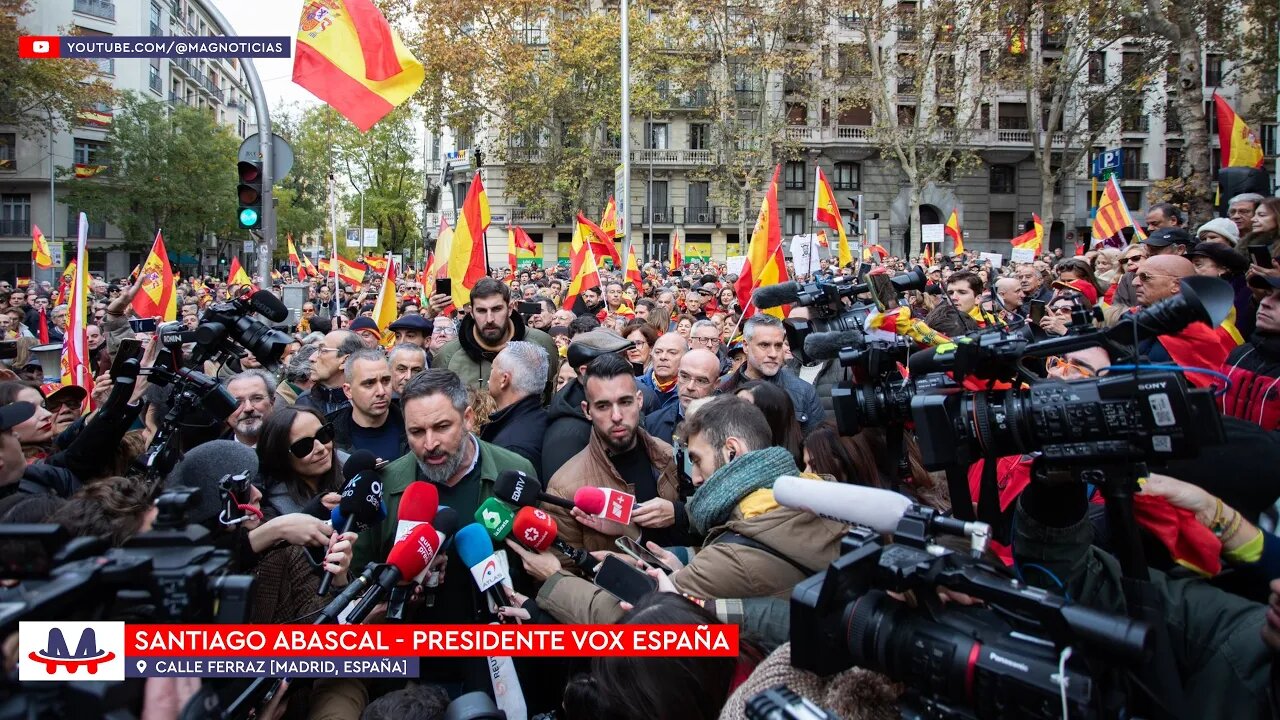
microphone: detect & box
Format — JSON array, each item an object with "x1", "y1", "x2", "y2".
[
  {"x1": 773, "y1": 475, "x2": 913, "y2": 533},
  {"x1": 393, "y1": 482, "x2": 439, "y2": 543},
  {"x1": 474, "y1": 496, "x2": 516, "y2": 541},
  {"x1": 802, "y1": 330, "x2": 867, "y2": 361},
  {"x1": 573, "y1": 486, "x2": 635, "y2": 526},
  {"x1": 346, "y1": 522, "x2": 439, "y2": 624},
  {"x1": 405, "y1": 506, "x2": 458, "y2": 614},
  {"x1": 315, "y1": 562, "x2": 385, "y2": 624},
  {"x1": 493, "y1": 470, "x2": 575, "y2": 510},
  {"x1": 455, "y1": 523, "x2": 509, "y2": 614},
  {"x1": 752, "y1": 282, "x2": 801, "y2": 310},
  {"x1": 247, "y1": 289, "x2": 289, "y2": 323},
  {"x1": 512, "y1": 506, "x2": 595, "y2": 573},
  {"x1": 319, "y1": 450, "x2": 384, "y2": 596}
]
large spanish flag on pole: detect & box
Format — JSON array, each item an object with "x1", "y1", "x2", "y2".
[
  {"x1": 61, "y1": 214, "x2": 93, "y2": 401},
  {"x1": 292, "y1": 0, "x2": 425, "y2": 132},
  {"x1": 335, "y1": 255, "x2": 368, "y2": 288},
  {"x1": 813, "y1": 167, "x2": 853, "y2": 268},
  {"x1": 578, "y1": 212, "x2": 620, "y2": 268},
  {"x1": 735, "y1": 165, "x2": 789, "y2": 319},
  {"x1": 944, "y1": 209, "x2": 964, "y2": 254},
  {"x1": 132, "y1": 230, "x2": 177, "y2": 321},
  {"x1": 447, "y1": 171, "x2": 491, "y2": 308},
  {"x1": 1213, "y1": 92, "x2": 1265, "y2": 169},
  {"x1": 371, "y1": 253, "x2": 398, "y2": 346},
  {"x1": 31, "y1": 225, "x2": 52, "y2": 269},
  {"x1": 287, "y1": 235, "x2": 305, "y2": 277},
  {"x1": 564, "y1": 220, "x2": 603, "y2": 313}
]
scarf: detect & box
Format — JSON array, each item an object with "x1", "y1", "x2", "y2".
[
  {"x1": 654, "y1": 373, "x2": 677, "y2": 394},
  {"x1": 687, "y1": 446, "x2": 798, "y2": 534}
]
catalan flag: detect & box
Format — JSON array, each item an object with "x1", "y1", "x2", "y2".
[
  {"x1": 944, "y1": 209, "x2": 963, "y2": 254},
  {"x1": 813, "y1": 167, "x2": 853, "y2": 267},
  {"x1": 1011, "y1": 213, "x2": 1044, "y2": 252},
  {"x1": 564, "y1": 220, "x2": 603, "y2": 313},
  {"x1": 61, "y1": 214, "x2": 93, "y2": 404},
  {"x1": 1091, "y1": 177, "x2": 1144, "y2": 248},
  {"x1": 291, "y1": 0, "x2": 425, "y2": 132},
  {"x1": 736, "y1": 165, "x2": 789, "y2": 319},
  {"x1": 31, "y1": 224, "x2": 52, "y2": 269},
  {"x1": 132, "y1": 230, "x2": 177, "y2": 321},
  {"x1": 1213, "y1": 92, "x2": 1265, "y2": 169},
  {"x1": 447, "y1": 171, "x2": 491, "y2": 307},
  {"x1": 371, "y1": 254, "x2": 398, "y2": 347}
]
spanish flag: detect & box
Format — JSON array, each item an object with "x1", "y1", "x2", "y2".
[
  {"x1": 509, "y1": 225, "x2": 536, "y2": 275},
  {"x1": 944, "y1": 209, "x2": 963, "y2": 254},
  {"x1": 335, "y1": 255, "x2": 368, "y2": 288},
  {"x1": 56, "y1": 261, "x2": 75, "y2": 306},
  {"x1": 600, "y1": 196, "x2": 622, "y2": 238},
  {"x1": 669, "y1": 229, "x2": 683, "y2": 271},
  {"x1": 578, "y1": 212, "x2": 620, "y2": 268},
  {"x1": 61, "y1": 214, "x2": 94, "y2": 405},
  {"x1": 31, "y1": 224, "x2": 52, "y2": 269},
  {"x1": 813, "y1": 167, "x2": 853, "y2": 267},
  {"x1": 292, "y1": 0, "x2": 425, "y2": 132},
  {"x1": 364, "y1": 255, "x2": 389, "y2": 275},
  {"x1": 1011, "y1": 213, "x2": 1044, "y2": 252},
  {"x1": 227, "y1": 256, "x2": 252, "y2": 287},
  {"x1": 922, "y1": 242, "x2": 935, "y2": 266},
  {"x1": 625, "y1": 244, "x2": 643, "y2": 288},
  {"x1": 288, "y1": 235, "x2": 307, "y2": 278},
  {"x1": 300, "y1": 252, "x2": 319, "y2": 280},
  {"x1": 735, "y1": 165, "x2": 788, "y2": 319},
  {"x1": 73, "y1": 163, "x2": 105, "y2": 179},
  {"x1": 132, "y1": 230, "x2": 177, "y2": 321},
  {"x1": 564, "y1": 220, "x2": 602, "y2": 313},
  {"x1": 371, "y1": 254, "x2": 398, "y2": 346},
  {"x1": 863, "y1": 244, "x2": 889, "y2": 261},
  {"x1": 447, "y1": 171, "x2": 491, "y2": 308},
  {"x1": 1212, "y1": 92, "x2": 1265, "y2": 169}
]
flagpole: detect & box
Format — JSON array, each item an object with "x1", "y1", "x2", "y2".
[
  {"x1": 329, "y1": 171, "x2": 341, "y2": 319},
  {"x1": 620, "y1": 0, "x2": 632, "y2": 266}
]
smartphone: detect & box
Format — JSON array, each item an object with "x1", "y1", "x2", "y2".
[
  {"x1": 593, "y1": 554, "x2": 657, "y2": 605},
  {"x1": 111, "y1": 338, "x2": 144, "y2": 379},
  {"x1": 1249, "y1": 245, "x2": 1273, "y2": 268},
  {"x1": 615, "y1": 536, "x2": 674, "y2": 575},
  {"x1": 518, "y1": 301, "x2": 541, "y2": 315},
  {"x1": 1029, "y1": 300, "x2": 1047, "y2": 324},
  {"x1": 129, "y1": 317, "x2": 157, "y2": 333},
  {"x1": 435, "y1": 278, "x2": 452, "y2": 299}
]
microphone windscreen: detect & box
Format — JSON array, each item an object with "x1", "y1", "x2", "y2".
[
  {"x1": 752, "y1": 282, "x2": 801, "y2": 310},
  {"x1": 433, "y1": 507, "x2": 459, "y2": 540},
  {"x1": 386, "y1": 523, "x2": 438, "y2": 579},
  {"x1": 492, "y1": 470, "x2": 539, "y2": 508},
  {"x1": 167, "y1": 440, "x2": 259, "y2": 527},
  {"x1": 399, "y1": 482, "x2": 439, "y2": 523},
  {"x1": 248, "y1": 289, "x2": 290, "y2": 323},
  {"x1": 342, "y1": 450, "x2": 379, "y2": 482},
  {"x1": 802, "y1": 330, "x2": 867, "y2": 361},
  {"x1": 573, "y1": 486, "x2": 606, "y2": 515},
  {"x1": 512, "y1": 506, "x2": 557, "y2": 552},
  {"x1": 773, "y1": 475, "x2": 912, "y2": 534},
  {"x1": 455, "y1": 523, "x2": 495, "y2": 568}
]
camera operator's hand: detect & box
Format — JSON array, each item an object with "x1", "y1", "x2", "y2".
[
  {"x1": 632, "y1": 498, "x2": 676, "y2": 528},
  {"x1": 1140, "y1": 474, "x2": 1216, "y2": 521},
  {"x1": 323, "y1": 530, "x2": 357, "y2": 587}
]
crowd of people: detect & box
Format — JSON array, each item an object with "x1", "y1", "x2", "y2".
[{"x1": 2, "y1": 191, "x2": 1280, "y2": 719}]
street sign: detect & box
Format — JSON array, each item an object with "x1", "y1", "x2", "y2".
[
  {"x1": 1091, "y1": 148, "x2": 1122, "y2": 180},
  {"x1": 345, "y1": 228, "x2": 360, "y2": 248},
  {"x1": 238, "y1": 133, "x2": 295, "y2": 181},
  {"x1": 362, "y1": 228, "x2": 378, "y2": 246},
  {"x1": 613, "y1": 164, "x2": 627, "y2": 238}
]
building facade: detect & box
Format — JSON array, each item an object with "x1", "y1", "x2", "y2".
[{"x1": 1, "y1": 0, "x2": 255, "y2": 283}]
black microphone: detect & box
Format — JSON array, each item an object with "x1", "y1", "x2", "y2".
[
  {"x1": 802, "y1": 330, "x2": 867, "y2": 361},
  {"x1": 390, "y1": 506, "x2": 459, "y2": 618},
  {"x1": 317, "y1": 450, "x2": 384, "y2": 596},
  {"x1": 492, "y1": 470, "x2": 574, "y2": 510},
  {"x1": 315, "y1": 562, "x2": 386, "y2": 623},
  {"x1": 247, "y1": 289, "x2": 289, "y2": 322},
  {"x1": 752, "y1": 282, "x2": 801, "y2": 309}
]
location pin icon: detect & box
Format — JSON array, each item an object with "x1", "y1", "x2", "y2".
[{"x1": 136, "y1": 660, "x2": 147, "y2": 674}]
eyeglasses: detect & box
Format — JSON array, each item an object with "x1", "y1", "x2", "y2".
[
  {"x1": 1135, "y1": 271, "x2": 1173, "y2": 283},
  {"x1": 1049, "y1": 304, "x2": 1075, "y2": 315},
  {"x1": 677, "y1": 371, "x2": 715, "y2": 388},
  {"x1": 690, "y1": 335, "x2": 719, "y2": 345},
  {"x1": 1046, "y1": 356, "x2": 1095, "y2": 378},
  {"x1": 1122, "y1": 255, "x2": 1144, "y2": 264},
  {"x1": 289, "y1": 423, "x2": 335, "y2": 458}
]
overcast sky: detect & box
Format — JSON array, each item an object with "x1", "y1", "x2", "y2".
[{"x1": 215, "y1": 0, "x2": 320, "y2": 111}]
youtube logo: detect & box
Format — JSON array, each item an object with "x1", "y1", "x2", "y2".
[{"x1": 19, "y1": 36, "x2": 60, "y2": 59}]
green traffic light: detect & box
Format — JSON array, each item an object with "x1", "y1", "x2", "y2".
[{"x1": 239, "y1": 208, "x2": 259, "y2": 227}]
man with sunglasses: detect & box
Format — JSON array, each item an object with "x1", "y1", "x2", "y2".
[
  {"x1": 295, "y1": 330, "x2": 365, "y2": 416},
  {"x1": 1119, "y1": 254, "x2": 1233, "y2": 379}
]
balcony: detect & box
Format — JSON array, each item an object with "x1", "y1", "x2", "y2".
[
  {"x1": 642, "y1": 206, "x2": 675, "y2": 224},
  {"x1": 505, "y1": 146, "x2": 546, "y2": 164},
  {"x1": 734, "y1": 89, "x2": 763, "y2": 107},
  {"x1": 0, "y1": 219, "x2": 31, "y2": 237},
  {"x1": 1041, "y1": 30, "x2": 1065, "y2": 47},
  {"x1": 1121, "y1": 162, "x2": 1150, "y2": 180},
  {"x1": 835, "y1": 125, "x2": 871, "y2": 140},
  {"x1": 74, "y1": 0, "x2": 115, "y2": 20},
  {"x1": 686, "y1": 206, "x2": 717, "y2": 224},
  {"x1": 509, "y1": 207, "x2": 549, "y2": 224},
  {"x1": 896, "y1": 23, "x2": 917, "y2": 42},
  {"x1": 149, "y1": 72, "x2": 162, "y2": 94},
  {"x1": 837, "y1": 12, "x2": 862, "y2": 28},
  {"x1": 633, "y1": 149, "x2": 716, "y2": 165},
  {"x1": 1121, "y1": 115, "x2": 1150, "y2": 133}
]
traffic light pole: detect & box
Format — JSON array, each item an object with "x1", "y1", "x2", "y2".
[{"x1": 197, "y1": 0, "x2": 274, "y2": 283}]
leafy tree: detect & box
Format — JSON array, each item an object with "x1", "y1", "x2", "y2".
[
  {"x1": 60, "y1": 93, "x2": 239, "y2": 254},
  {"x1": 271, "y1": 104, "x2": 333, "y2": 251},
  {"x1": 0, "y1": 0, "x2": 115, "y2": 135}
]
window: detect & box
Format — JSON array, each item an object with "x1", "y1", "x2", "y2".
[
  {"x1": 784, "y1": 161, "x2": 807, "y2": 190},
  {"x1": 1205, "y1": 100, "x2": 1218, "y2": 134},
  {"x1": 0, "y1": 194, "x2": 31, "y2": 236},
  {"x1": 786, "y1": 103, "x2": 808, "y2": 126},
  {"x1": 689, "y1": 123, "x2": 710, "y2": 150},
  {"x1": 453, "y1": 181, "x2": 470, "y2": 209},
  {"x1": 1165, "y1": 145, "x2": 1183, "y2": 178},
  {"x1": 897, "y1": 53, "x2": 917, "y2": 93},
  {"x1": 76, "y1": 28, "x2": 114, "y2": 76},
  {"x1": 784, "y1": 208, "x2": 806, "y2": 236},
  {"x1": 897, "y1": 104, "x2": 916, "y2": 126},
  {"x1": 1204, "y1": 54, "x2": 1223, "y2": 87},
  {"x1": 644, "y1": 122, "x2": 668, "y2": 150},
  {"x1": 0, "y1": 134, "x2": 13, "y2": 170},
  {"x1": 833, "y1": 162, "x2": 859, "y2": 190},
  {"x1": 989, "y1": 164, "x2": 1016, "y2": 194},
  {"x1": 1088, "y1": 52, "x2": 1106, "y2": 84},
  {"x1": 1120, "y1": 52, "x2": 1144, "y2": 84},
  {"x1": 937, "y1": 106, "x2": 956, "y2": 129},
  {"x1": 150, "y1": 2, "x2": 161, "y2": 35},
  {"x1": 149, "y1": 58, "x2": 161, "y2": 94},
  {"x1": 1165, "y1": 99, "x2": 1182, "y2": 132},
  {"x1": 1121, "y1": 147, "x2": 1145, "y2": 179},
  {"x1": 979, "y1": 50, "x2": 992, "y2": 77},
  {"x1": 937, "y1": 55, "x2": 956, "y2": 93},
  {"x1": 1122, "y1": 189, "x2": 1143, "y2": 212},
  {"x1": 837, "y1": 101, "x2": 871, "y2": 126},
  {"x1": 988, "y1": 211, "x2": 1015, "y2": 239},
  {"x1": 74, "y1": 139, "x2": 107, "y2": 165},
  {"x1": 649, "y1": 181, "x2": 669, "y2": 216},
  {"x1": 688, "y1": 181, "x2": 711, "y2": 219},
  {"x1": 997, "y1": 103, "x2": 1028, "y2": 130},
  {"x1": 65, "y1": 206, "x2": 106, "y2": 237},
  {"x1": 979, "y1": 103, "x2": 990, "y2": 130}
]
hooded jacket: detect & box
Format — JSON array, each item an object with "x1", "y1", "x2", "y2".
[
  {"x1": 1221, "y1": 333, "x2": 1280, "y2": 431},
  {"x1": 479, "y1": 393, "x2": 548, "y2": 473},
  {"x1": 294, "y1": 383, "x2": 350, "y2": 417},
  {"x1": 541, "y1": 378, "x2": 590, "y2": 481},
  {"x1": 432, "y1": 310, "x2": 559, "y2": 396}
]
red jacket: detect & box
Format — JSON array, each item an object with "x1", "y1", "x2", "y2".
[{"x1": 1220, "y1": 334, "x2": 1280, "y2": 431}]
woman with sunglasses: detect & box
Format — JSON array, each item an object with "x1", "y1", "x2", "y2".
[
  {"x1": 1111, "y1": 244, "x2": 1149, "y2": 306},
  {"x1": 257, "y1": 406, "x2": 345, "y2": 518},
  {"x1": 1038, "y1": 279, "x2": 1099, "y2": 337}
]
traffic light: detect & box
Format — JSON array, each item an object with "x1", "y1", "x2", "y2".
[{"x1": 237, "y1": 160, "x2": 263, "y2": 230}]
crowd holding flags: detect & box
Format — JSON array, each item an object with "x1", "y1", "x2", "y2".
[
  {"x1": 735, "y1": 165, "x2": 789, "y2": 319},
  {"x1": 812, "y1": 167, "x2": 854, "y2": 268},
  {"x1": 563, "y1": 216, "x2": 603, "y2": 311}
]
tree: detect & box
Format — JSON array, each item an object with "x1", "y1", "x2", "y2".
[
  {"x1": 0, "y1": 0, "x2": 114, "y2": 135},
  {"x1": 60, "y1": 93, "x2": 239, "y2": 254},
  {"x1": 272, "y1": 104, "x2": 333, "y2": 249}
]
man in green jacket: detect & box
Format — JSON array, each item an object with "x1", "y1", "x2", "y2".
[{"x1": 432, "y1": 278, "x2": 559, "y2": 398}]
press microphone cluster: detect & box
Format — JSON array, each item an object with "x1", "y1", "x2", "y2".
[
  {"x1": 510, "y1": 507, "x2": 595, "y2": 572},
  {"x1": 317, "y1": 450, "x2": 387, "y2": 596},
  {"x1": 456, "y1": 523, "x2": 510, "y2": 616}
]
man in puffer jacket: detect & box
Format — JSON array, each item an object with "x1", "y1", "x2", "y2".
[
  {"x1": 1221, "y1": 275, "x2": 1280, "y2": 430},
  {"x1": 523, "y1": 395, "x2": 845, "y2": 624},
  {"x1": 432, "y1": 278, "x2": 559, "y2": 396}
]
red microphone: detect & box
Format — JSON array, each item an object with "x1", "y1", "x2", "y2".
[
  {"x1": 394, "y1": 482, "x2": 439, "y2": 543},
  {"x1": 573, "y1": 486, "x2": 636, "y2": 525},
  {"x1": 346, "y1": 522, "x2": 440, "y2": 624},
  {"x1": 512, "y1": 506, "x2": 595, "y2": 572}
]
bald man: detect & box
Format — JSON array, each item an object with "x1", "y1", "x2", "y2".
[
  {"x1": 645, "y1": 348, "x2": 720, "y2": 444},
  {"x1": 1127, "y1": 253, "x2": 1232, "y2": 375},
  {"x1": 1132, "y1": 254, "x2": 1195, "y2": 307},
  {"x1": 639, "y1": 332, "x2": 688, "y2": 412}
]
